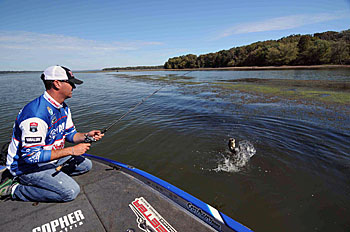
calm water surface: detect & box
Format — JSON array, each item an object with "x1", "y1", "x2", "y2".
[{"x1": 0, "y1": 70, "x2": 349, "y2": 232}]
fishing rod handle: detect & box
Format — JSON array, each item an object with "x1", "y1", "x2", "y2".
[
  {"x1": 55, "y1": 156, "x2": 74, "y2": 172},
  {"x1": 55, "y1": 165, "x2": 63, "y2": 172},
  {"x1": 53, "y1": 135, "x2": 93, "y2": 174}
]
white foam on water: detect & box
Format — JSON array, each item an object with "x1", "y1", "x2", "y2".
[{"x1": 213, "y1": 140, "x2": 256, "y2": 173}]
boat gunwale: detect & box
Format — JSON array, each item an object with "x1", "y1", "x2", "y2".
[{"x1": 84, "y1": 153, "x2": 253, "y2": 232}]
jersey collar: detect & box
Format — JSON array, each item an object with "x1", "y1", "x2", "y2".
[{"x1": 43, "y1": 91, "x2": 63, "y2": 109}]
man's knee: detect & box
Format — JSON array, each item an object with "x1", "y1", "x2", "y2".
[
  {"x1": 61, "y1": 182, "x2": 80, "y2": 202},
  {"x1": 75, "y1": 157, "x2": 92, "y2": 174},
  {"x1": 82, "y1": 158, "x2": 92, "y2": 172},
  {"x1": 61, "y1": 157, "x2": 92, "y2": 175}
]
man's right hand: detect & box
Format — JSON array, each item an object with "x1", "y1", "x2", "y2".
[
  {"x1": 72, "y1": 143, "x2": 91, "y2": 156},
  {"x1": 50, "y1": 143, "x2": 91, "y2": 161}
]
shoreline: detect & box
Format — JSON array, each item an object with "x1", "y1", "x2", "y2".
[
  {"x1": 95, "y1": 65, "x2": 350, "y2": 73},
  {"x1": 2, "y1": 65, "x2": 349, "y2": 73}
]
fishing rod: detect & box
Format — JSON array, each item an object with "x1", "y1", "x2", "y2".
[
  {"x1": 101, "y1": 86, "x2": 163, "y2": 135},
  {"x1": 54, "y1": 86, "x2": 164, "y2": 174},
  {"x1": 83, "y1": 70, "x2": 194, "y2": 142},
  {"x1": 55, "y1": 70, "x2": 194, "y2": 174},
  {"x1": 99, "y1": 70, "x2": 195, "y2": 135}
]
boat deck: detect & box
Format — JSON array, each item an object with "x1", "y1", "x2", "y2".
[{"x1": 1, "y1": 159, "x2": 216, "y2": 232}]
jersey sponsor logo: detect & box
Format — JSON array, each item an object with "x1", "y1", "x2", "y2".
[
  {"x1": 46, "y1": 95, "x2": 60, "y2": 108},
  {"x1": 32, "y1": 209, "x2": 85, "y2": 232},
  {"x1": 48, "y1": 107, "x2": 57, "y2": 124},
  {"x1": 25, "y1": 137, "x2": 42, "y2": 143},
  {"x1": 49, "y1": 128, "x2": 58, "y2": 140},
  {"x1": 27, "y1": 152, "x2": 40, "y2": 163},
  {"x1": 129, "y1": 197, "x2": 177, "y2": 232},
  {"x1": 51, "y1": 115, "x2": 57, "y2": 125},
  {"x1": 47, "y1": 106, "x2": 54, "y2": 116},
  {"x1": 52, "y1": 139, "x2": 65, "y2": 150},
  {"x1": 49, "y1": 122, "x2": 66, "y2": 140},
  {"x1": 30, "y1": 122, "x2": 38, "y2": 132}
]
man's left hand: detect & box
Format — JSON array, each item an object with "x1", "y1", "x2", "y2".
[{"x1": 86, "y1": 130, "x2": 104, "y2": 141}]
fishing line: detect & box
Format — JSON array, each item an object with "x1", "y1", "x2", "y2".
[
  {"x1": 55, "y1": 70, "x2": 195, "y2": 173},
  {"x1": 54, "y1": 86, "x2": 163, "y2": 174},
  {"x1": 102, "y1": 86, "x2": 163, "y2": 134},
  {"x1": 93, "y1": 70, "x2": 194, "y2": 137},
  {"x1": 54, "y1": 86, "x2": 164, "y2": 174},
  {"x1": 181, "y1": 70, "x2": 194, "y2": 76}
]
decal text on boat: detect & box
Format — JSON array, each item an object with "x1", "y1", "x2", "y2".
[
  {"x1": 129, "y1": 197, "x2": 177, "y2": 232},
  {"x1": 32, "y1": 209, "x2": 85, "y2": 232},
  {"x1": 187, "y1": 202, "x2": 221, "y2": 230}
]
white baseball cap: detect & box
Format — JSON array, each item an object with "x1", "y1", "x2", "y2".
[{"x1": 41, "y1": 65, "x2": 83, "y2": 85}]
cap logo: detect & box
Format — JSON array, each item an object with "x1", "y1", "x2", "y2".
[{"x1": 68, "y1": 71, "x2": 74, "y2": 78}]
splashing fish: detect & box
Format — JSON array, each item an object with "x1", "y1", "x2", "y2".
[{"x1": 215, "y1": 138, "x2": 256, "y2": 172}]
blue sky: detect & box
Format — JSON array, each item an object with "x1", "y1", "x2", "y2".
[{"x1": 0, "y1": 0, "x2": 349, "y2": 70}]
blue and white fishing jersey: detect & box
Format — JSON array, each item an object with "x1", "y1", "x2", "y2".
[{"x1": 7, "y1": 91, "x2": 77, "y2": 176}]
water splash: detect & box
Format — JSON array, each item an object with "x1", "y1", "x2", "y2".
[{"x1": 214, "y1": 140, "x2": 256, "y2": 173}]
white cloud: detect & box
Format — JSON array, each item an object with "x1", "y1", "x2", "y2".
[
  {"x1": 216, "y1": 12, "x2": 347, "y2": 39},
  {"x1": 0, "y1": 31, "x2": 164, "y2": 70},
  {"x1": 0, "y1": 31, "x2": 163, "y2": 51}
]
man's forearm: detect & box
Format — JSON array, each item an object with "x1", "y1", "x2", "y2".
[
  {"x1": 50, "y1": 143, "x2": 91, "y2": 161},
  {"x1": 50, "y1": 147, "x2": 74, "y2": 161},
  {"x1": 73, "y1": 132, "x2": 86, "y2": 143}
]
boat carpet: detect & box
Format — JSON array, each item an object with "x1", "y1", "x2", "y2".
[{"x1": 0, "y1": 159, "x2": 215, "y2": 232}]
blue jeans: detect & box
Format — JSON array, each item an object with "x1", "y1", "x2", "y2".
[{"x1": 12, "y1": 156, "x2": 92, "y2": 202}]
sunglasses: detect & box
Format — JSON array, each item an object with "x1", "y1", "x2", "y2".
[{"x1": 59, "y1": 80, "x2": 76, "y2": 89}]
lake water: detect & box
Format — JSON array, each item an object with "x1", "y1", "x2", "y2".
[{"x1": 1, "y1": 69, "x2": 349, "y2": 232}]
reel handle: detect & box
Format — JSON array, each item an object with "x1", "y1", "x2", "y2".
[{"x1": 84, "y1": 134, "x2": 96, "y2": 143}]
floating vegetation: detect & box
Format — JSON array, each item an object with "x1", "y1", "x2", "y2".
[
  {"x1": 112, "y1": 73, "x2": 350, "y2": 111},
  {"x1": 112, "y1": 73, "x2": 197, "y2": 85},
  {"x1": 213, "y1": 79, "x2": 350, "y2": 105}
]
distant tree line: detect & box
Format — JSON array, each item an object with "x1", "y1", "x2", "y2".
[
  {"x1": 0, "y1": 71, "x2": 39, "y2": 74},
  {"x1": 103, "y1": 65, "x2": 163, "y2": 71},
  {"x1": 164, "y1": 29, "x2": 350, "y2": 69}
]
